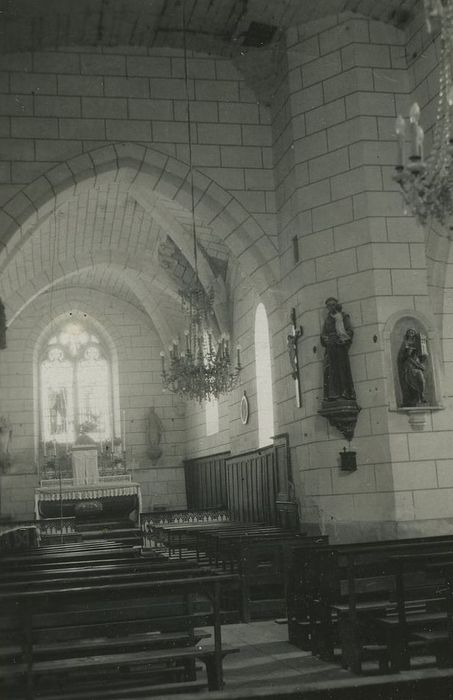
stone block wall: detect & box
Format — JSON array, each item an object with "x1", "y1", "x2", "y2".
[{"x1": 267, "y1": 10, "x2": 453, "y2": 541}]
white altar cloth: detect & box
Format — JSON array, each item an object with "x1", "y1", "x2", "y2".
[{"x1": 34, "y1": 480, "x2": 141, "y2": 521}]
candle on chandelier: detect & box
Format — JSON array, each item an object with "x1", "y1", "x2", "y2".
[
  {"x1": 416, "y1": 124, "x2": 424, "y2": 160},
  {"x1": 184, "y1": 330, "x2": 190, "y2": 352},
  {"x1": 160, "y1": 351, "x2": 165, "y2": 372},
  {"x1": 395, "y1": 115, "x2": 406, "y2": 167},
  {"x1": 409, "y1": 102, "x2": 421, "y2": 157},
  {"x1": 236, "y1": 344, "x2": 241, "y2": 368}
]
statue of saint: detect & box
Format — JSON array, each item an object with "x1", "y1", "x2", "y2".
[
  {"x1": 397, "y1": 329, "x2": 427, "y2": 406},
  {"x1": 320, "y1": 297, "x2": 356, "y2": 401},
  {"x1": 147, "y1": 407, "x2": 163, "y2": 461}
]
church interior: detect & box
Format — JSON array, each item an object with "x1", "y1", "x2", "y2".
[{"x1": 2, "y1": 0, "x2": 453, "y2": 698}]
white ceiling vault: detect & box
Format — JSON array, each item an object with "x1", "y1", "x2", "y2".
[
  {"x1": 2, "y1": 178, "x2": 231, "y2": 343},
  {"x1": 0, "y1": 0, "x2": 417, "y2": 343},
  {"x1": 0, "y1": 0, "x2": 417, "y2": 55}
]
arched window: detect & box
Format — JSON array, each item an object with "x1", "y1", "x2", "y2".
[
  {"x1": 254, "y1": 303, "x2": 274, "y2": 447},
  {"x1": 40, "y1": 320, "x2": 113, "y2": 445}
]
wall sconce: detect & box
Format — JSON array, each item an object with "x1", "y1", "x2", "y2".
[{"x1": 339, "y1": 446, "x2": 357, "y2": 472}]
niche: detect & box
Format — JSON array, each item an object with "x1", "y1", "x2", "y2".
[{"x1": 384, "y1": 312, "x2": 443, "y2": 429}]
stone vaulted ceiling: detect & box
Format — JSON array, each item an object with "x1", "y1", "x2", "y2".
[
  {"x1": 0, "y1": 0, "x2": 418, "y2": 55},
  {"x1": 0, "y1": 0, "x2": 418, "y2": 338}
]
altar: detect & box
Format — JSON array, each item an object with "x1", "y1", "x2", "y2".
[
  {"x1": 35, "y1": 441, "x2": 141, "y2": 524},
  {"x1": 34, "y1": 477, "x2": 141, "y2": 523}
]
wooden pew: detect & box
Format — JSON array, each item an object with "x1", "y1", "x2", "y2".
[
  {"x1": 151, "y1": 521, "x2": 265, "y2": 560},
  {"x1": 202, "y1": 530, "x2": 307, "y2": 622},
  {"x1": 68, "y1": 666, "x2": 453, "y2": 700},
  {"x1": 160, "y1": 523, "x2": 306, "y2": 622},
  {"x1": 0, "y1": 555, "x2": 238, "y2": 699},
  {"x1": 374, "y1": 551, "x2": 453, "y2": 672},
  {"x1": 287, "y1": 534, "x2": 453, "y2": 673}
]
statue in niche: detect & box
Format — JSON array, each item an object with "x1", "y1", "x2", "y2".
[
  {"x1": 320, "y1": 297, "x2": 356, "y2": 401},
  {"x1": 147, "y1": 407, "x2": 163, "y2": 461},
  {"x1": 397, "y1": 328, "x2": 428, "y2": 407}
]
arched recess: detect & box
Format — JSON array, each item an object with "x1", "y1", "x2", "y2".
[
  {"x1": 383, "y1": 308, "x2": 444, "y2": 411},
  {"x1": 254, "y1": 302, "x2": 275, "y2": 447},
  {"x1": 0, "y1": 143, "x2": 279, "y2": 317}
]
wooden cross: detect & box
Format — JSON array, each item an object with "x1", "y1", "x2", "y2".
[{"x1": 287, "y1": 308, "x2": 303, "y2": 407}]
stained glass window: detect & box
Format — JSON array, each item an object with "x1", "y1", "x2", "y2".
[{"x1": 40, "y1": 321, "x2": 112, "y2": 445}]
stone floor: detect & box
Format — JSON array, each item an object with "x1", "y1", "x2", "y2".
[{"x1": 200, "y1": 620, "x2": 355, "y2": 691}]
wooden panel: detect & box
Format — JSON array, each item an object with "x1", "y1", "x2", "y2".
[
  {"x1": 225, "y1": 445, "x2": 278, "y2": 525},
  {"x1": 185, "y1": 445, "x2": 279, "y2": 524},
  {"x1": 184, "y1": 452, "x2": 230, "y2": 510}
]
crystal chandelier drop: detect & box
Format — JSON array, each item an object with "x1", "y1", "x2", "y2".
[
  {"x1": 394, "y1": 0, "x2": 453, "y2": 226},
  {"x1": 159, "y1": 7, "x2": 241, "y2": 403}
]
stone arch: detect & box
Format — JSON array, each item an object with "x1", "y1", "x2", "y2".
[
  {"x1": 6, "y1": 252, "x2": 178, "y2": 347},
  {"x1": 0, "y1": 143, "x2": 279, "y2": 310}
]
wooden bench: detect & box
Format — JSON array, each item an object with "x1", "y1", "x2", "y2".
[
  {"x1": 205, "y1": 530, "x2": 307, "y2": 622},
  {"x1": 374, "y1": 552, "x2": 453, "y2": 672},
  {"x1": 151, "y1": 521, "x2": 265, "y2": 560},
  {"x1": 66, "y1": 667, "x2": 453, "y2": 700},
  {"x1": 0, "y1": 545, "x2": 239, "y2": 699},
  {"x1": 287, "y1": 534, "x2": 453, "y2": 673}
]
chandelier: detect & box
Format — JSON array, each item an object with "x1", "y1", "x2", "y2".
[
  {"x1": 160, "y1": 282, "x2": 241, "y2": 402},
  {"x1": 394, "y1": 0, "x2": 453, "y2": 226},
  {"x1": 159, "y1": 7, "x2": 241, "y2": 403}
]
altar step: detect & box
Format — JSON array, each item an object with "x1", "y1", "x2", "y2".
[
  {"x1": 76, "y1": 519, "x2": 136, "y2": 532},
  {"x1": 76, "y1": 520, "x2": 142, "y2": 546}
]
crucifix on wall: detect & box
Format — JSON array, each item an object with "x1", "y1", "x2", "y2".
[{"x1": 287, "y1": 308, "x2": 303, "y2": 407}]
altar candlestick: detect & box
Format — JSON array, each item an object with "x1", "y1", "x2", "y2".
[
  {"x1": 53, "y1": 439, "x2": 57, "y2": 457},
  {"x1": 43, "y1": 441, "x2": 47, "y2": 458},
  {"x1": 122, "y1": 409, "x2": 126, "y2": 452}
]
